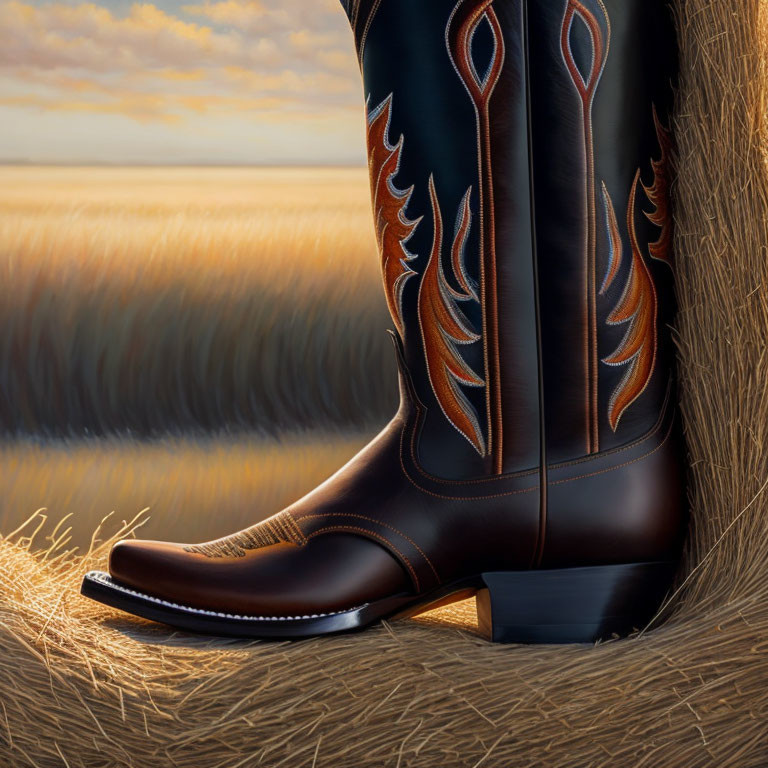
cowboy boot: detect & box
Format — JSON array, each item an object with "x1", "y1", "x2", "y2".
[{"x1": 82, "y1": 0, "x2": 687, "y2": 643}]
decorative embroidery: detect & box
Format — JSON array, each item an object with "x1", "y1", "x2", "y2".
[
  {"x1": 602, "y1": 106, "x2": 674, "y2": 431},
  {"x1": 418, "y1": 176, "x2": 486, "y2": 456},
  {"x1": 366, "y1": 95, "x2": 420, "y2": 337},
  {"x1": 357, "y1": 0, "x2": 383, "y2": 65},
  {"x1": 600, "y1": 182, "x2": 622, "y2": 294},
  {"x1": 602, "y1": 171, "x2": 658, "y2": 431},
  {"x1": 447, "y1": 0, "x2": 505, "y2": 473},
  {"x1": 642, "y1": 105, "x2": 674, "y2": 267},
  {"x1": 561, "y1": 0, "x2": 611, "y2": 455},
  {"x1": 184, "y1": 511, "x2": 307, "y2": 558}
]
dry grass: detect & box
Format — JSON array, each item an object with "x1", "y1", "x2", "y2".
[
  {"x1": 3, "y1": 1, "x2": 768, "y2": 765},
  {"x1": 0, "y1": 166, "x2": 395, "y2": 436}
]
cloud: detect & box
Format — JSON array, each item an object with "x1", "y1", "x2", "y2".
[
  {"x1": 180, "y1": 0, "x2": 268, "y2": 30},
  {"x1": 0, "y1": 1, "x2": 282, "y2": 72},
  {"x1": 0, "y1": 0, "x2": 360, "y2": 124},
  {"x1": 182, "y1": 0, "x2": 344, "y2": 33}
]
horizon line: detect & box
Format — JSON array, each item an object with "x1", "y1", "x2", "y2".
[{"x1": 0, "y1": 160, "x2": 368, "y2": 169}]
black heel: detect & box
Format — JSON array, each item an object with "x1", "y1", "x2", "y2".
[{"x1": 476, "y1": 562, "x2": 677, "y2": 644}]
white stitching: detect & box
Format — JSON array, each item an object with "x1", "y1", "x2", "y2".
[{"x1": 85, "y1": 572, "x2": 365, "y2": 622}]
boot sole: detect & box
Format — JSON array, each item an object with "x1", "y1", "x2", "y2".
[{"x1": 81, "y1": 561, "x2": 676, "y2": 644}]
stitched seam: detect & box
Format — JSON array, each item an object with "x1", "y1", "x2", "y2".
[
  {"x1": 551, "y1": 379, "x2": 670, "y2": 470},
  {"x1": 295, "y1": 513, "x2": 439, "y2": 582},
  {"x1": 549, "y1": 414, "x2": 673, "y2": 486},
  {"x1": 446, "y1": 0, "x2": 504, "y2": 468},
  {"x1": 401, "y1": 371, "x2": 669, "y2": 488},
  {"x1": 399, "y1": 406, "x2": 674, "y2": 500},
  {"x1": 307, "y1": 526, "x2": 419, "y2": 592},
  {"x1": 358, "y1": 0, "x2": 383, "y2": 66},
  {"x1": 561, "y1": 0, "x2": 610, "y2": 455},
  {"x1": 486, "y1": 9, "x2": 506, "y2": 474}
]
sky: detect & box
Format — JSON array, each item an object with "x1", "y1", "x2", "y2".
[{"x1": 0, "y1": 0, "x2": 368, "y2": 165}]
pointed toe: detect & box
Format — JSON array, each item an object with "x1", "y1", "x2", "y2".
[{"x1": 108, "y1": 538, "x2": 189, "y2": 598}]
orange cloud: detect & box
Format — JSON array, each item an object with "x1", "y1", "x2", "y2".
[
  {"x1": 0, "y1": 1, "x2": 341, "y2": 72},
  {"x1": 181, "y1": 0, "x2": 268, "y2": 29},
  {"x1": 0, "y1": 0, "x2": 359, "y2": 125}
]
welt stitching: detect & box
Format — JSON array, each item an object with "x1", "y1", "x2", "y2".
[
  {"x1": 295, "y1": 513, "x2": 439, "y2": 582},
  {"x1": 306, "y1": 526, "x2": 419, "y2": 592}
]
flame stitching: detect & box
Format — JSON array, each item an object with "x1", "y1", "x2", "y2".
[
  {"x1": 418, "y1": 176, "x2": 486, "y2": 456},
  {"x1": 366, "y1": 95, "x2": 420, "y2": 337},
  {"x1": 561, "y1": 0, "x2": 611, "y2": 454},
  {"x1": 449, "y1": 2, "x2": 505, "y2": 109},
  {"x1": 447, "y1": 0, "x2": 505, "y2": 471},
  {"x1": 602, "y1": 171, "x2": 658, "y2": 431},
  {"x1": 600, "y1": 181, "x2": 622, "y2": 294},
  {"x1": 642, "y1": 105, "x2": 674, "y2": 267}
]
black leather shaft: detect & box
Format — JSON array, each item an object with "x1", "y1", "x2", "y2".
[{"x1": 347, "y1": 0, "x2": 679, "y2": 477}]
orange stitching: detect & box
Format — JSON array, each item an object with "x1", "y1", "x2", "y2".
[
  {"x1": 561, "y1": 0, "x2": 611, "y2": 455},
  {"x1": 417, "y1": 177, "x2": 486, "y2": 455},
  {"x1": 367, "y1": 95, "x2": 419, "y2": 337},
  {"x1": 295, "y1": 513, "x2": 439, "y2": 583},
  {"x1": 306, "y1": 526, "x2": 419, "y2": 591},
  {"x1": 549, "y1": 415, "x2": 672, "y2": 486},
  {"x1": 399, "y1": 405, "x2": 675, "y2": 501},
  {"x1": 447, "y1": 0, "x2": 506, "y2": 472},
  {"x1": 550, "y1": 379, "x2": 671, "y2": 470},
  {"x1": 401, "y1": 347, "x2": 670, "y2": 485}
]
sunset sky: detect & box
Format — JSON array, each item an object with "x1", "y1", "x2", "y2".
[{"x1": 0, "y1": 0, "x2": 367, "y2": 164}]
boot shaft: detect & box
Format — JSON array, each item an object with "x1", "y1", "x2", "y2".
[{"x1": 343, "y1": 0, "x2": 678, "y2": 480}]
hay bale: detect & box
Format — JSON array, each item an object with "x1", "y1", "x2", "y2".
[{"x1": 2, "y1": 1, "x2": 768, "y2": 765}]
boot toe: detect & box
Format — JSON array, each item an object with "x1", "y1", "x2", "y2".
[
  {"x1": 107, "y1": 533, "x2": 412, "y2": 618},
  {"x1": 109, "y1": 538, "x2": 197, "y2": 601}
]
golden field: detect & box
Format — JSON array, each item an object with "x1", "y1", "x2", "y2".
[
  {"x1": 0, "y1": 166, "x2": 395, "y2": 438},
  {"x1": 0, "y1": 432, "x2": 369, "y2": 550},
  {"x1": 0, "y1": 165, "x2": 387, "y2": 546}
]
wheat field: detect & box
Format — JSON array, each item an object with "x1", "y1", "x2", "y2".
[
  {"x1": 0, "y1": 166, "x2": 395, "y2": 438},
  {"x1": 0, "y1": 165, "x2": 386, "y2": 549},
  {"x1": 0, "y1": 432, "x2": 370, "y2": 550}
]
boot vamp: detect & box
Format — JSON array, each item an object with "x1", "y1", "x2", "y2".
[
  {"x1": 107, "y1": 418, "x2": 540, "y2": 616},
  {"x1": 109, "y1": 533, "x2": 410, "y2": 617}
]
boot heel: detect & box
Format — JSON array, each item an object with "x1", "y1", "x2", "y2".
[{"x1": 476, "y1": 562, "x2": 677, "y2": 644}]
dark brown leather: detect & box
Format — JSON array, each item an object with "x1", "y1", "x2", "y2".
[
  {"x1": 106, "y1": 0, "x2": 687, "y2": 618},
  {"x1": 110, "y1": 535, "x2": 409, "y2": 616}
]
